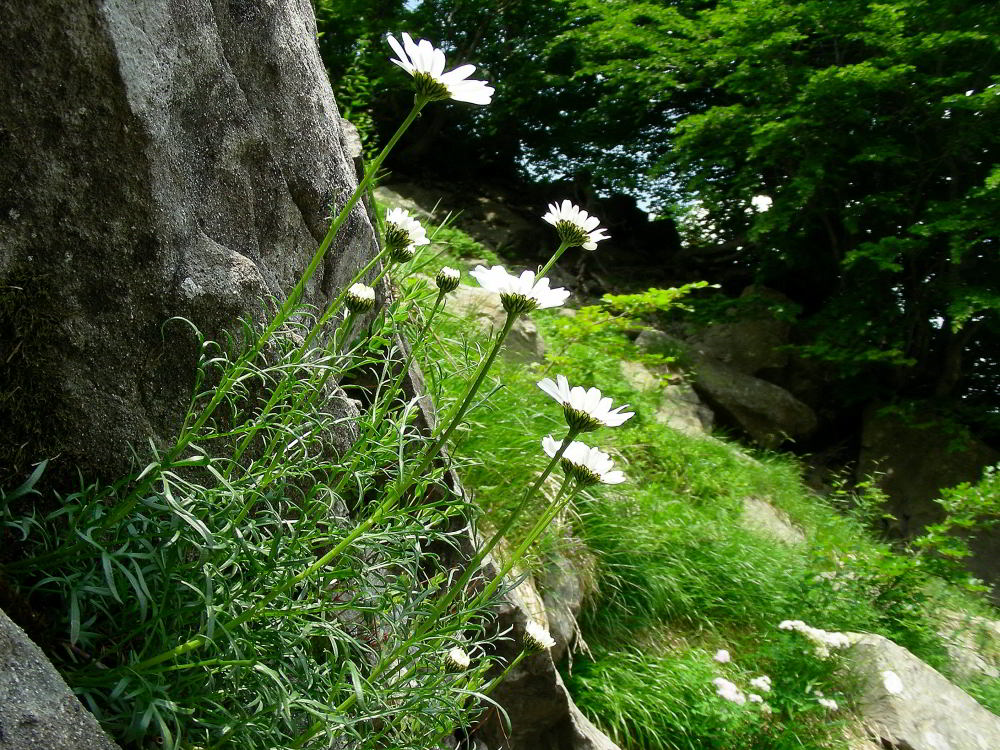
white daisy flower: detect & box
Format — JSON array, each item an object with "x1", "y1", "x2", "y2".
[
  {"x1": 750, "y1": 675, "x2": 772, "y2": 692},
  {"x1": 345, "y1": 283, "x2": 376, "y2": 313},
  {"x1": 523, "y1": 620, "x2": 556, "y2": 654},
  {"x1": 714, "y1": 649, "x2": 731, "y2": 664},
  {"x1": 384, "y1": 207, "x2": 429, "y2": 262},
  {"x1": 542, "y1": 435, "x2": 626, "y2": 486},
  {"x1": 542, "y1": 200, "x2": 610, "y2": 251},
  {"x1": 469, "y1": 264, "x2": 569, "y2": 314},
  {"x1": 537, "y1": 374, "x2": 634, "y2": 432},
  {"x1": 817, "y1": 697, "x2": 838, "y2": 711},
  {"x1": 387, "y1": 32, "x2": 494, "y2": 105},
  {"x1": 748, "y1": 693, "x2": 764, "y2": 704},
  {"x1": 712, "y1": 677, "x2": 746, "y2": 705},
  {"x1": 435, "y1": 266, "x2": 461, "y2": 293},
  {"x1": 444, "y1": 646, "x2": 471, "y2": 672}
]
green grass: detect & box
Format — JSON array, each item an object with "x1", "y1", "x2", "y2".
[{"x1": 400, "y1": 216, "x2": 1000, "y2": 749}]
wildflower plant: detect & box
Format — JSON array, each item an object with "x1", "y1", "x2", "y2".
[{"x1": 0, "y1": 29, "x2": 635, "y2": 750}]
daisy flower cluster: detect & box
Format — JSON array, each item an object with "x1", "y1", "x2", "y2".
[
  {"x1": 778, "y1": 620, "x2": 852, "y2": 659},
  {"x1": 710, "y1": 647, "x2": 774, "y2": 714}
]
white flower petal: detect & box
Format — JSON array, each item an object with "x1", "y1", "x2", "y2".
[{"x1": 387, "y1": 33, "x2": 493, "y2": 105}]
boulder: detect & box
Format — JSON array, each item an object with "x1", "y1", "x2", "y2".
[
  {"x1": 449, "y1": 284, "x2": 546, "y2": 362},
  {"x1": 741, "y1": 496, "x2": 805, "y2": 545},
  {"x1": 688, "y1": 286, "x2": 794, "y2": 375},
  {"x1": 0, "y1": 608, "x2": 121, "y2": 750},
  {"x1": 619, "y1": 360, "x2": 714, "y2": 436},
  {"x1": 0, "y1": 0, "x2": 379, "y2": 485},
  {"x1": 635, "y1": 327, "x2": 814, "y2": 446},
  {"x1": 846, "y1": 632, "x2": 1000, "y2": 750},
  {"x1": 692, "y1": 360, "x2": 818, "y2": 448}
]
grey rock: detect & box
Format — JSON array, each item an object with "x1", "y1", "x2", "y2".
[
  {"x1": 635, "y1": 327, "x2": 813, "y2": 445},
  {"x1": 0, "y1": 608, "x2": 121, "y2": 749},
  {"x1": 475, "y1": 559, "x2": 622, "y2": 750},
  {"x1": 847, "y1": 632, "x2": 1000, "y2": 750},
  {"x1": 619, "y1": 359, "x2": 661, "y2": 392},
  {"x1": 619, "y1": 360, "x2": 713, "y2": 436},
  {"x1": 741, "y1": 496, "x2": 806, "y2": 545},
  {"x1": 658, "y1": 382, "x2": 715, "y2": 436},
  {"x1": 692, "y1": 359, "x2": 818, "y2": 448},
  {"x1": 938, "y1": 612, "x2": 1000, "y2": 681},
  {"x1": 448, "y1": 284, "x2": 546, "y2": 363},
  {"x1": 0, "y1": 0, "x2": 379, "y2": 484}
]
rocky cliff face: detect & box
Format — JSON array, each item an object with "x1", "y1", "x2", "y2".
[{"x1": 0, "y1": 0, "x2": 377, "y2": 485}]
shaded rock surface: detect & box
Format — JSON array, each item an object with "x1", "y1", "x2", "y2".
[
  {"x1": 687, "y1": 286, "x2": 794, "y2": 376},
  {"x1": 475, "y1": 554, "x2": 621, "y2": 750},
  {"x1": 0, "y1": 608, "x2": 121, "y2": 750},
  {"x1": 692, "y1": 360, "x2": 818, "y2": 448},
  {"x1": 847, "y1": 632, "x2": 1000, "y2": 750},
  {"x1": 0, "y1": 0, "x2": 378, "y2": 484},
  {"x1": 858, "y1": 409, "x2": 1000, "y2": 599},
  {"x1": 636, "y1": 328, "x2": 817, "y2": 447}
]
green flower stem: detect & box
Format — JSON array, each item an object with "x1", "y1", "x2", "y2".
[
  {"x1": 482, "y1": 649, "x2": 529, "y2": 696},
  {"x1": 289, "y1": 431, "x2": 578, "y2": 749},
  {"x1": 474, "y1": 474, "x2": 579, "y2": 607},
  {"x1": 535, "y1": 241, "x2": 571, "y2": 283},
  {"x1": 328, "y1": 290, "x2": 446, "y2": 499},
  {"x1": 227, "y1": 309, "x2": 358, "y2": 478},
  {"x1": 410, "y1": 430, "x2": 577, "y2": 639},
  {"x1": 381, "y1": 291, "x2": 446, "y2": 418},
  {"x1": 406, "y1": 310, "x2": 520, "y2": 485},
  {"x1": 426, "y1": 650, "x2": 529, "y2": 749}
]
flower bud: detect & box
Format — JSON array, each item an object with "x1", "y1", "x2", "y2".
[
  {"x1": 385, "y1": 207, "x2": 429, "y2": 263},
  {"x1": 435, "y1": 266, "x2": 461, "y2": 293},
  {"x1": 345, "y1": 283, "x2": 376, "y2": 314},
  {"x1": 522, "y1": 620, "x2": 555, "y2": 654},
  {"x1": 444, "y1": 646, "x2": 471, "y2": 672}
]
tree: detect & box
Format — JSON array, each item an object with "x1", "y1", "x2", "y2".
[
  {"x1": 315, "y1": 0, "x2": 1000, "y2": 438},
  {"x1": 565, "y1": 0, "x2": 1000, "y2": 436}
]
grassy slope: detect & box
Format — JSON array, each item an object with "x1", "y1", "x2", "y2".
[{"x1": 394, "y1": 216, "x2": 1000, "y2": 750}]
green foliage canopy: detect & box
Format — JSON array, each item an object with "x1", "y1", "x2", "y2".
[
  {"x1": 316, "y1": 0, "x2": 999, "y2": 434},
  {"x1": 563, "y1": 0, "x2": 999, "y2": 426}
]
